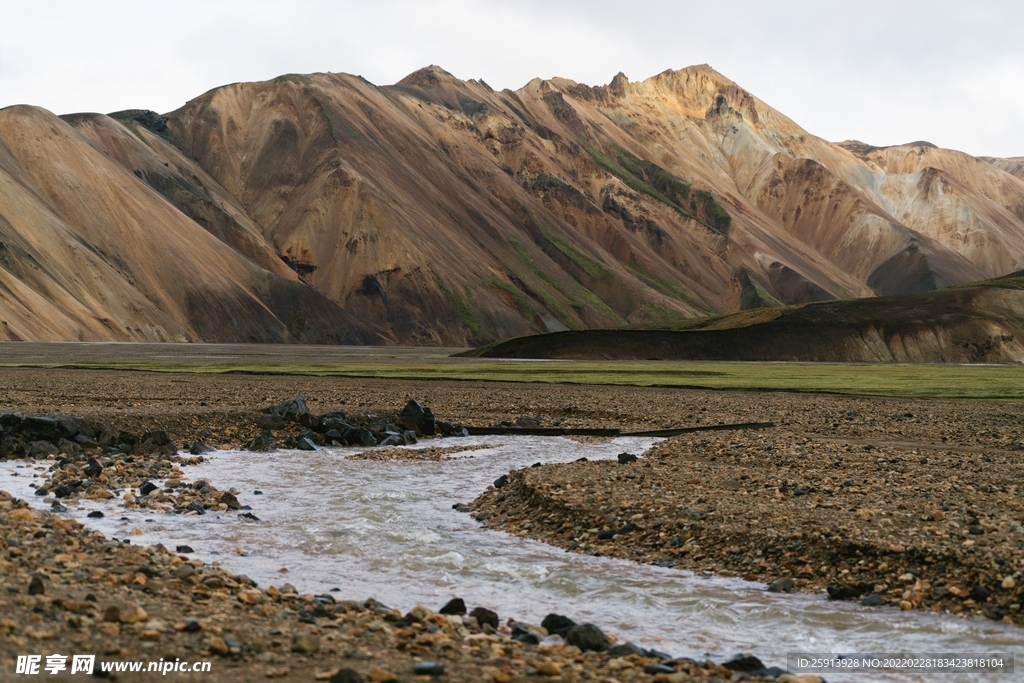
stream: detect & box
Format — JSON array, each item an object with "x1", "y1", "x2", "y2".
[{"x1": 2, "y1": 435, "x2": 1019, "y2": 681}]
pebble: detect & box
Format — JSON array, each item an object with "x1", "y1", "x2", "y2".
[
  {"x1": 330, "y1": 669, "x2": 365, "y2": 683},
  {"x1": 536, "y1": 661, "x2": 562, "y2": 676},
  {"x1": 291, "y1": 631, "x2": 320, "y2": 654},
  {"x1": 413, "y1": 662, "x2": 445, "y2": 676},
  {"x1": 208, "y1": 636, "x2": 230, "y2": 656}
]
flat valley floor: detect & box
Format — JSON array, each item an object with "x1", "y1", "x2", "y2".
[{"x1": 0, "y1": 355, "x2": 1022, "y2": 681}]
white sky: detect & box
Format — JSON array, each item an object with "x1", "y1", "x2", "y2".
[{"x1": 2, "y1": 0, "x2": 1022, "y2": 157}]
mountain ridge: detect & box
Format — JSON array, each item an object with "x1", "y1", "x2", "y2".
[{"x1": 0, "y1": 64, "x2": 1022, "y2": 344}]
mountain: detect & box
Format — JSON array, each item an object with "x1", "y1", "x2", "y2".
[
  {"x1": 461, "y1": 272, "x2": 1024, "y2": 364},
  {"x1": 0, "y1": 65, "x2": 1022, "y2": 344}
]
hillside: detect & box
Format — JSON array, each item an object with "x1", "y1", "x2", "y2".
[
  {"x1": 463, "y1": 273, "x2": 1024, "y2": 363},
  {"x1": 1, "y1": 65, "x2": 1023, "y2": 343}
]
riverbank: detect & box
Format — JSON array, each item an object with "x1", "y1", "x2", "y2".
[
  {"x1": 2, "y1": 364, "x2": 1022, "y2": 679},
  {"x1": 471, "y1": 430, "x2": 1024, "y2": 626}
]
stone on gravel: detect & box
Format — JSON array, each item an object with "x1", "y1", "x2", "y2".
[
  {"x1": 291, "y1": 631, "x2": 320, "y2": 654},
  {"x1": 208, "y1": 636, "x2": 230, "y2": 656},
  {"x1": 826, "y1": 584, "x2": 860, "y2": 600},
  {"x1": 439, "y1": 597, "x2": 466, "y2": 615},
  {"x1": 413, "y1": 662, "x2": 445, "y2": 676},
  {"x1": 245, "y1": 431, "x2": 276, "y2": 452},
  {"x1": 617, "y1": 452, "x2": 638, "y2": 464},
  {"x1": 28, "y1": 575, "x2": 45, "y2": 595},
  {"x1": 330, "y1": 669, "x2": 364, "y2": 683},
  {"x1": 565, "y1": 623, "x2": 607, "y2": 651},
  {"x1": 540, "y1": 613, "x2": 576, "y2": 637},
  {"x1": 174, "y1": 565, "x2": 195, "y2": 580},
  {"x1": 768, "y1": 577, "x2": 794, "y2": 593},
  {"x1": 644, "y1": 664, "x2": 676, "y2": 674},
  {"x1": 606, "y1": 642, "x2": 649, "y2": 658},
  {"x1": 493, "y1": 474, "x2": 508, "y2": 488},
  {"x1": 469, "y1": 606, "x2": 499, "y2": 629},
  {"x1": 536, "y1": 662, "x2": 561, "y2": 676},
  {"x1": 722, "y1": 654, "x2": 765, "y2": 671}
]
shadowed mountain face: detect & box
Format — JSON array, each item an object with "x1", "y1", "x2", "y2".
[
  {"x1": 0, "y1": 65, "x2": 1023, "y2": 344},
  {"x1": 464, "y1": 274, "x2": 1024, "y2": 364}
]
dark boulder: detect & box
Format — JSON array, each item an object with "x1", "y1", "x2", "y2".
[
  {"x1": 330, "y1": 669, "x2": 363, "y2": 683},
  {"x1": 219, "y1": 492, "x2": 241, "y2": 510},
  {"x1": 971, "y1": 585, "x2": 992, "y2": 602},
  {"x1": 266, "y1": 395, "x2": 317, "y2": 427},
  {"x1": 565, "y1": 623, "x2": 607, "y2": 652},
  {"x1": 617, "y1": 452, "x2": 638, "y2": 464},
  {"x1": 399, "y1": 399, "x2": 435, "y2": 435},
  {"x1": 20, "y1": 416, "x2": 60, "y2": 441},
  {"x1": 245, "y1": 431, "x2": 276, "y2": 452},
  {"x1": 256, "y1": 414, "x2": 286, "y2": 430},
  {"x1": 469, "y1": 606, "x2": 499, "y2": 629},
  {"x1": 827, "y1": 583, "x2": 872, "y2": 601},
  {"x1": 722, "y1": 654, "x2": 765, "y2": 672},
  {"x1": 540, "y1": 613, "x2": 576, "y2": 637},
  {"x1": 378, "y1": 433, "x2": 402, "y2": 447},
  {"x1": 439, "y1": 597, "x2": 466, "y2": 615},
  {"x1": 23, "y1": 441, "x2": 60, "y2": 458},
  {"x1": 138, "y1": 430, "x2": 175, "y2": 456},
  {"x1": 510, "y1": 623, "x2": 540, "y2": 644},
  {"x1": 57, "y1": 438, "x2": 82, "y2": 456},
  {"x1": 345, "y1": 427, "x2": 377, "y2": 447},
  {"x1": 139, "y1": 481, "x2": 159, "y2": 496},
  {"x1": 28, "y1": 575, "x2": 45, "y2": 595}
]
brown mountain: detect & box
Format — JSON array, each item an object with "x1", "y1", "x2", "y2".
[{"x1": 0, "y1": 65, "x2": 1022, "y2": 344}]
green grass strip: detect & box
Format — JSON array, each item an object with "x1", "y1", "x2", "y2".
[{"x1": 5, "y1": 360, "x2": 1024, "y2": 401}]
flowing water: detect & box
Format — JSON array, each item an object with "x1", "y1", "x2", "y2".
[{"x1": 2, "y1": 436, "x2": 1019, "y2": 681}]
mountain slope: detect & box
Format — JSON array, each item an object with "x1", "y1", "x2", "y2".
[
  {"x1": 0, "y1": 106, "x2": 381, "y2": 343},
  {"x1": 0, "y1": 65, "x2": 1023, "y2": 344}
]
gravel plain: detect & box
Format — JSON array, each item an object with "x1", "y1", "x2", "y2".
[{"x1": 2, "y1": 365, "x2": 1022, "y2": 680}]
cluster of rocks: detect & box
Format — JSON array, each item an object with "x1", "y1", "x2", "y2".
[
  {"x1": 30, "y1": 450, "x2": 251, "y2": 518},
  {"x1": 472, "y1": 429, "x2": 1024, "y2": 625},
  {"x1": 0, "y1": 411, "x2": 249, "y2": 518},
  {"x1": 0, "y1": 412, "x2": 183, "y2": 461},
  {"x1": 244, "y1": 396, "x2": 468, "y2": 452},
  {"x1": 1, "y1": 490, "x2": 805, "y2": 682}
]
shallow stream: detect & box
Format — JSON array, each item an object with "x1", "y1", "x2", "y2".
[{"x1": 2, "y1": 436, "x2": 1019, "y2": 681}]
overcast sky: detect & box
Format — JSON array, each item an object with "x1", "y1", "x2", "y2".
[{"x1": 2, "y1": 1, "x2": 1021, "y2": 157}]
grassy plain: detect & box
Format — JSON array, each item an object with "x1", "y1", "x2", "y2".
[{"x1": 4, "y1": 358, "x2": 1023, "y2": 401}]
